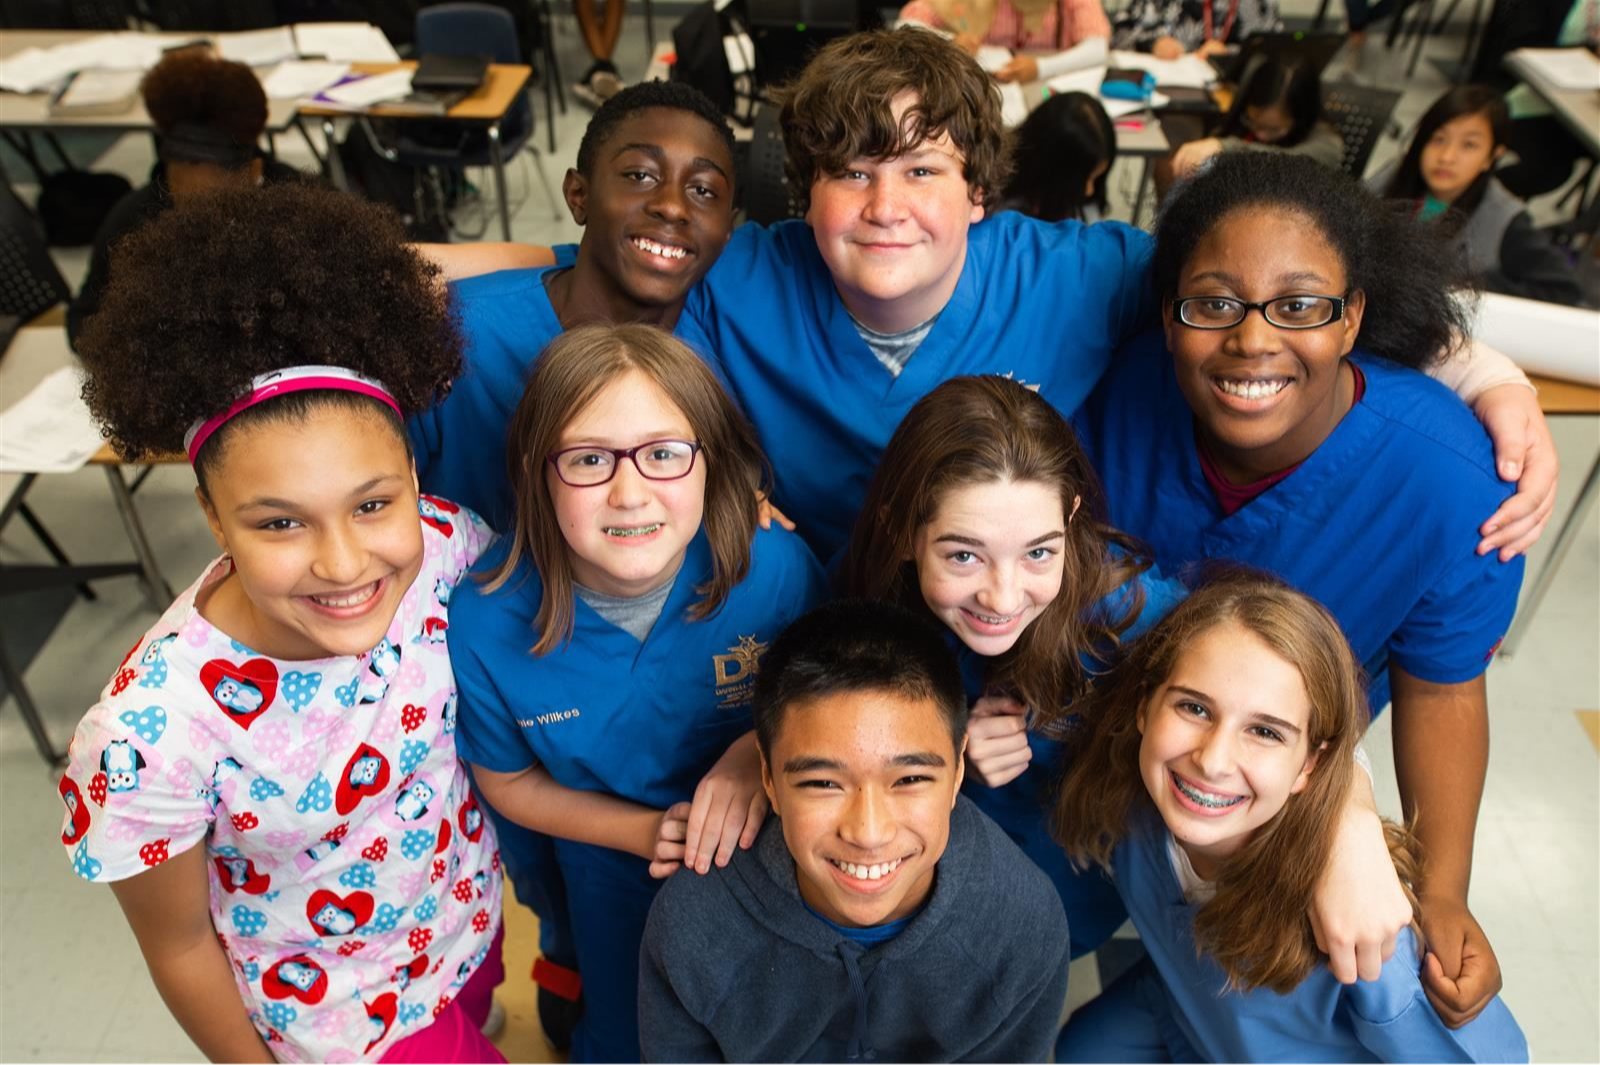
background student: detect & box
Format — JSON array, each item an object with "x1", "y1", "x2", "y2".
[
  {"x1": 1374, "y1": 85, "x2": 1583, "y2": 307},
  {"x1": 1000, "y1": 91, "x2": 1117, "y2": 223},
  {"x1": 1077, "y1": 152, "x2": 1527, "y2": 1025},
  {"x1": 1054, "y1": 573, "x2": 1528, "y2": 1063},
  {"x1": 67, "y1": 48, "x2": 306, "y2": 351},
  {"x1": 450, "y1": 324, "x2": 827, "y2": 1062},
  {"x1": 1164, "y1": 57, "x2": 1345, "y2": 186},
  {"x1": 640, "y1": 599, "x2": 1072, "y2": 1062},
  {"x1": 1110, "y1": 0, "x2": 1280, "y2": 58},
  {"x1": 898, "y1": 0, "x2": 1112, "y2": 83},
  {"x1": 63, "y1": 183, "x2": 502, "y2": 1063}
]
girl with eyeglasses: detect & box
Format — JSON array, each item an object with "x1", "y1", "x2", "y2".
[
  {"x1": 446, "y1": 323, "x2": 826, "y2": 1063},
  {"x1": 1076, "y1": 150, "x2": 1526, "y2": 1029}
]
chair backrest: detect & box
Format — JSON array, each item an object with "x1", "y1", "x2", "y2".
[
  {"x1": 742, "y1": 104, "x2": 801, "y2": 225},
  {"x1": 416, "y1": 2, "x2": 530, "y2": 139},
  {"x1": 1322, "y1": 83, "x2": 1402, "y2": 180},
  {"x1": 0, "y1": 183, "x2": 71, "y2": 325}
]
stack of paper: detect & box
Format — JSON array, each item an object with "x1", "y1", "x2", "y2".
[
  {"x1": 216, "y1": 26, "x2": 298, "y2": 67},
  {"x1": 0, "y1": 367, "x2": 106, "y2": 475},
  {"x1": 313, "y1": 68, "x2": 415, "y2": 109},
  {"x1": 293, "y1": 22, "x2": 401, "y2": 63},
  {"x1": 48, "y1": 68, "x2": 143, "y2": 116},
  {"x1": 0, "y1": 32, "x2": 185, "y2": 93},
  {"x1": 261, "y1": 59, "x2": 350, "y2": 100},
  {"x1": 1108, "y1": 49, "x2": 1216, "y2": 88},
  {"x1": 975, "y1": 45, "x2": 1013, "y2": 73},
  {"x1": 1512, "y1": 47, "x2": 1600, "y2": 91}
]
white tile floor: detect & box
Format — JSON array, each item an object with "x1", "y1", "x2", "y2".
[{"x1": 2, "y1": 8, "x2": 1597, "y2": 1062}]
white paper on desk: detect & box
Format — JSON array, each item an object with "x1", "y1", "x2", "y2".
[
  {"x1": 320, "y1": 68, "x2": 414, "y2": 107},
  {"x1": 217, "y1": 26, "x2": 299, "y2": 66},
  {"x1": 1046, "y1": 68, "x2": 1170, "y2": 116},
  {"x1": 1512, "y1": 47, "x2": 1600, "y2": 90},
  {"x1": 0, "y1": 47, "x2": 74, "y2": 93},
  {"x1": 0, "y1": 367, "x2": 105, "y2": 475},
  {"x1": 262, "y1": 59, "x2": 350, "y2": 99},
  {"x1": 1108, "y1": 49, "x2": 1215, "y2": 88},
  {"x1": 1472, "y1": 291, "x2": 1600, "y2": 387},
  {"x1": 998, "y1": 80, "x2": 1029, "y2": 127},
  {"x1": 975, "y1": 45, "x2": 1013, "y2": 73},
  {"x1": 294, "y1": 22, "x2": 401, "y2": 63}
]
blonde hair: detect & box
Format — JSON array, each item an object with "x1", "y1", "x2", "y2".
[
  {"x1": 483, "y1": 324, "x2": 765, "y2": 655},
  {"x1": 1055, "y1": 569, "x2": 1422, "y2": 992}
]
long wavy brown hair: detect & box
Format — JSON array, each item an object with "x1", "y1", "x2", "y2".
[
  {"x1": 1055, "y1": 571, "x2": 1422, "y2": 992},
  {"x1": 482, "y1": 324, "x2": 764, "y2": 655},
  {"x1": 838, "y1": 375, "x2": 1150, "y2": 720}
]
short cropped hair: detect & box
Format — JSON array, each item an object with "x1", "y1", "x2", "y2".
[
  {"x1": 773, "y1": 28, "x2": 1010, "y2": 213},
  {"x1": 753, "y1": 599, "x2": 968, "y2": 756},
  {"x1": 574, "y1": 79, "x2": 737, "y2": 180}
]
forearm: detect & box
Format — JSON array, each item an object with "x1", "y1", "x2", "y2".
[
  {"x1": 473, "y1": 762, "x2": 661, "y2": 860},
  {"x1": 1035, "y1": 35, "x2": 1108, "y2": 78},
  {"x1": 140, "y1": 932, "x2": 273, "y2": 1063},
  {"x1": 1391, "y1": 671, "x2": 1488, "y2": 901},
  {"x1": 414, "y1": 241, "x2": 556, "y2": 282},
  {"x1": 1426, "y1": 336, "x2": 1533, "y2": 403}
]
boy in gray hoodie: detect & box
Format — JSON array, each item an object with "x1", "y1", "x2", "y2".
[{"x1": 638, "y1": 599, "x2": 1072, "y2": 1062}]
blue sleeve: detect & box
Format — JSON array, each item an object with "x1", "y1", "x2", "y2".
[
  {"x1": 449, "y1": 602, "x2": 538, "y2": 776},
  {"x1": 1389, "y1": 547, "x2": 1524, "y2": 684},
  {"x1": 1078, "y1": 221, "x2": 1159, "y2": 348}
]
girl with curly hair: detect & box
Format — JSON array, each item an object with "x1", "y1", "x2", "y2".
[
  {"x1": 64, "y1": 182, "x2": 504, "y2": 1064},
  {"x1": 1054, "y1": 573, "x2": 1527, "y2": 1062}
]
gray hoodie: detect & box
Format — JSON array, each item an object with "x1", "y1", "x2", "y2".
[{"x1": 638, "y1": 795, "x2": 1071, "y2": 1063}]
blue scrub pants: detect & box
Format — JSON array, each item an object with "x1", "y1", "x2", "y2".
[
  {"x1": 485, "y1": 804, "x2": 579, "y2": 972},
  {"x1": 1057, "y1": 957, "x2": 1198, "y2": 1063},
  {"x1": 553, "y1": 837, "x2": 662, "y2": 1063}
]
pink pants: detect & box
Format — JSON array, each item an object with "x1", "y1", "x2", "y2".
[{"x1": 380, "y1": 927, "x2": 506, "y2": 1064}]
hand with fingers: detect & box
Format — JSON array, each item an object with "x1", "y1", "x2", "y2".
[
  {"x1": 1472, "y1": 382, "x2": 1559, "y2": 560},
  {"x1": 1309, "y1": 806, "x2": 1413, "y2": 983},
  {"x1": 682, "y1": 731, "x2": 769, "y2": 875},
  {"x1": 649, "y1": 802, "x2": 693, "y2": 879},
  {"x1": 965, "y1": 693, "x2": 1033, "y2": 788},
  {"x1": 1418, "y1": 894, "x2": 1503, "y2": 1028}
]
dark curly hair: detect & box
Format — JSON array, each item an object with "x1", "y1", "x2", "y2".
[
  {"x1": 574, "y1": 80, "x2": 736, "y2": 180},
  {"x1": 1155, "y1": 151, "x2": 1477, "y2": 370},
  {"x1": 77, "y1": 183, "x2": 463, "y2": 490},
  {"x1": 141, "y1": 49, "x2": 268, "y2": 149},
  {"x1": 772, "y1": 28, "x2": 1010, "y2": 213}
]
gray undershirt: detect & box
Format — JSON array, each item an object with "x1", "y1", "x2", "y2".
[
  {"x1": 574, "y1": 567, "x2": 679, "y2": 642},
  {"x1": 850, "y1": 311, "x2": 940, "y2": 377}
]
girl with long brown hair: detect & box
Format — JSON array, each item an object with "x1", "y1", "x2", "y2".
[
  {"x1": 447, "y1": 323, "x2": 827, "y2": 1062},
  {"x1": 1054, "y1": 572, "x2": 1527, "y2": 1063}
]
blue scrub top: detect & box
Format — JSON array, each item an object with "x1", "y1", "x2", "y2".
[
  {"x1": 1075, "y1": 331, "x2": 1524, "y2": 712},
  {"x1": 1111, "y1": 814, "x2": 1529, "y2": 1063},
  {"x1": 677, "y1": 213, "x2": 1158, "y2": 562},
  {"x1": 450, "y1": 526, "x2": 828, "y2": 809}
]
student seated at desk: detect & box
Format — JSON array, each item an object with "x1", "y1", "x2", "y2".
[
  {"x1": 67, "y1": 49, "x2": 306, "y2": 352},
  {"x1": 639, "y1": 598, "x2": 1071, "y2": 1063},
  {"x1": 1166, "y1": 57, "x2": 1345, "y2": 184},
  {"x1": 1372, "y1": 85, "x2": 1583, "y2": 307},
  {"x1": 897, "y1": 0, "x2": 1111, "y2": 83},
  {"x1": 1111, "y1": 0, "x2": 1280, "y2": 58},
  {"x1": 1000, "y1": 90, "x2": 1116, "y2": 222}
]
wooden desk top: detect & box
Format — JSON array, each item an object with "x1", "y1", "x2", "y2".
[
  {"x1": 296, "y1": 62, "x2": 532, "y2": 122},
  {"x1": 1528, "y1": 373, "x2": 1600, "y2": 415}
]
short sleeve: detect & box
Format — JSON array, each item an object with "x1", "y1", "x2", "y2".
[
  {"x1": 1056, "y1": 221, "x2": 1158, "y2": 350},
  {"x1": 1388, "y1": 551, "x2": 1524, "y2": 684},
  {"x1": 59, "y1": 672, "x2": 212, "y2": 884},
  {"x1": 450, "y1": 631, "x2": 539, "y2": 776}
]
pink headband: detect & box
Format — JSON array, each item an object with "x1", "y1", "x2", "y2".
[{"x1": 184, "y1": 366, "x2": 403, "y2": 464}]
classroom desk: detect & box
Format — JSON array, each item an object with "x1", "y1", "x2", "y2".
[
  {"x1": 1503, "y1": 48, "x2": 1600, "y2": 159},
  {"x1": 298, "y1": 62, "x2": 533, "y2": 240},
  {"x1": 1499, "y1": 372, "x2": 1600, "y2": 658}
]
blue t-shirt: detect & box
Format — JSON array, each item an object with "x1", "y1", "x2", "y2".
[
  {"x1": 1110, "y1": 814, "x2": 1528, "y2": 1062},
  {"x1": 1075, "y1": 331, "x2": 1524, "y2": 711},
  {"x1": 409, "y1": 266, "x2": 564, "y2": 533},
  {"x1": 450, "y1": 526, "x2": 828, "y2": 809},
  {"x1": 676, "y1": 213, "x2": 1157, "y2": 562},
  {"x1": 801, "y1": 899, "x2": 918, "y2": 948}
]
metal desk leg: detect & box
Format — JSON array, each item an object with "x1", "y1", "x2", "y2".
[
  {"x1": 1499, "y1": 449, "x2": 1600, "y2": 657},
  {"x1": 102, "y1": 466, "x2": 174, "y2": 610},
  {"x1": 0, "y1": 635, "x2": 65, "y2": 766},
  {"x1": 322, "y1": 118, "x2": 350, "y2": 191},
  {"x1": 1131, "y1": 156, "x2": 1154, "y2": 228},
  {"x1": 488, "y1": 121, "x2": 512, "y2": 241}
]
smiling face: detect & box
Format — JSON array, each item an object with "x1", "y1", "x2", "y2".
[
  {"x1": 565, "y1": 107, "x2": 735, "y2": 312},
  {"x1": 1137, "y1": 620, "x2": 1321, "y2": 879},
  {"x1": 1419, "y1": 110, "x2": 1500, "y2": 206},
  {"x1": 197, "y1": 406, "x2": 423, "y2": 661},
  {"x1": 911, "y1": 478, "x2": 1076, "y2": 657},
  {"x1": 1165, "y1": 206, "x2": 1366, "y2": 483},
  {"x1": 548, "y1": 369, "x2": 707, "y2": 598},
  {"x1": 805, "y1": 92, "x2": 986, "y2": 335},
  {"x1": 762, "y1": 687, "x2": 965, "y2": 928}
]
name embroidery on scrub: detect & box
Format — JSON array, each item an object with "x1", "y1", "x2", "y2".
[
  {"x1": 520, "y1": 708, "x2": 582, "y2": 727},
  {"x1": 713, "y1": 634, "x2": 769, "y2": 707}
]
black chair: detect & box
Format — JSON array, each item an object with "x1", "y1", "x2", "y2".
[
  {"x1": 387, "y1": 1, "x2": 559, "y2": 238},
  {"x1": 1322, "y1": 83, "x2": 1402, "y2": 179},
  {"x1": 742, "y1": 103, "x2": 801, "y2": 226},
  {"x1": 0, "y1": 181, "x2": 70, "y2": 324}
]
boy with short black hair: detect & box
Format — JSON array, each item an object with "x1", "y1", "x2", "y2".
[{"x1": 638, "y1": 599, "x2": 1071, "y2": 1062}]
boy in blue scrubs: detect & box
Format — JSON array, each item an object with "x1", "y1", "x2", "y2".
[
  {"x1": 640, "y1": 599, "x2": 1071, "y2": 1062},
  {"x1": 408, "y1": 83, "x2": 738, "y2": 1045},
  {"x1": 670, "y1": 28, "x2": 1556, "y2": 568},
  {"x1": 1075, "y1": 153, "x2": 1526, "y2": 1028}
]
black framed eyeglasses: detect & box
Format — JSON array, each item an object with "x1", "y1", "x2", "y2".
[
  {"x1": 546, "y1": 439, "x2": 702, "y2": 487},
  {"x1": 1173, "y1": 294, "x2": 1347, "y2": 330}
]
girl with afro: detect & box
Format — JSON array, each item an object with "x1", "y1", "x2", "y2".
[{"x1": 63, "y1": 182, "x2": 507, "y2": 1064}]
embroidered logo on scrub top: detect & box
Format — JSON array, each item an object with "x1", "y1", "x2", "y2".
[{"x1": 713, "y1": 634, "x2": 769, "y2": 707}]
